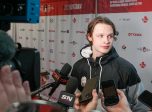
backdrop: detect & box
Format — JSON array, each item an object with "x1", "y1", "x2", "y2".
[{"x1": 9, "y1": 0, "x2": 152, "y2": 102}]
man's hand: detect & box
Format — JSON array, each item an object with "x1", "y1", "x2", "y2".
[
  {"x1": 105, "y1": 89, "x2": 132, "y2": 112},
  {"x1": 0, "y1": 65, "x2": 31, "y2": 112},
  {"x1": 74, "y1": 89, "x2": 98, "y2": 112}
]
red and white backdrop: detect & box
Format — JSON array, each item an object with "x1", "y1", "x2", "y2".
[{"x1": 9, "y1": 0, "x2": 152, "y2": 101}]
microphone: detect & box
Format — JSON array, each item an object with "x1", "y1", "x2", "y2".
[
  {"x1": 8, "y1": 77, "x2": 77, "y2": 112},
  {"x1": 58, "y1": 76, "x2": 78, "y2": 109},
  {"x1": 31, "y1": 63, "x2": 72, "y2": 97},
  {"x1": 0, "y1": 30, "x2": 16, "y2": 68},
  {"x1": 31, "y1": 82, "x2": 56, "y2": 97},
  {"x1": 48, "y1": 63, "x2": 72, "y2": 97}
]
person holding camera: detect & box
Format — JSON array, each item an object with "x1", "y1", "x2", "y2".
[{"x1": 0, "y1": 30, "x2": 31, "y2": 112}]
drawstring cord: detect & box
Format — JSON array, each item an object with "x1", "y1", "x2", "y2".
[
  {"x1": 99, "y1": 57, "x2": 102, "y2": 92},
  {"x1": 87, "y1": 57, "x2": 102, "y2": 92},
  {"x1": 87, "y1": 59, "x2": 92, "y2": 79}
]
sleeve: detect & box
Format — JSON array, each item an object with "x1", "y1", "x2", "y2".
[
  {"x1": 126, "y1": 82, "x2": 149, "y2": 112},
  {"x1": 70, "y1": 62, "x2": 82, "y2": 91}
]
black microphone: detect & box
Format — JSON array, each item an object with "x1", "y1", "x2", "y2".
[
  {"x1": 58, "y1": 76, "x2": 78, "y2": 110},
  {"x1": 0, "y1": 30, "x2": 16, "y2": 68},
  {"x1": 31, "y1": 82, "x2": 56, "y2": 97},
  {"x1": 48, "y1": 63, "x2": 72, "y2": 97}
]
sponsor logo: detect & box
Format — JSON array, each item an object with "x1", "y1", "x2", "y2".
[
  {"x1": 76, "y1": 31, "x2": 85, "y2": 34},
  {"x1": 49, "y1": 60, "x2": 55, "y2": 63},
  {"x1": 69, "y1": 41, "x2": 77, "y2": 45},
  {"x1": 122, "y1": 44, "x2": 127, "y2": 49},
  {"x1": 47, "y1": 4, "x2": 54, "y2": 11},
  {"x1": 119, "y1": 18, "x2": 131, "y2": 21},
  {"x1": 61, "y1": 30, "x2": 69, "y2": 33},
  {"x1": 110, "y1": 0, "x2": 142, "y2": 7},
  {"x1": 61, "y1": 95, "x2": 73, "y2": 102},
  {"x1": 37, "y1": 29, "x2": 45, "y2": 32},
  {"x1": 73, "y1": 17, "x2": 76, "y2": 23},
  {"x1": 50, "y1": 18, "x2": 54, "y2": 23},
  {"x1": 64, "y1": 4, "x2": 82, "y2": 10},
  {"x1": 61, "y1": 40, "x2": 64, "y2": 44},
  {"x1": 72, "y1": 52, "x2": 76, "y2": 57},
  {"x1": 128, "y1": 33, "x2": 142, "y2": 37},
  {"x1": 41, "y1": 4, "x2": 54, "y2": 13},
  {"x1": 49, "y1": 39, "x2": 55, "y2": 43},
  {"x1": 142, "y1": 16, "x2": 148, "y2": 23},
  {"x1": 49, "y1": 49, "x2": 54, "y2": 53},
  {"x1": 49, "y1": 29, "x2": 55, "y2": 32},
  {"x1": 137, "y1": 46, "x2": 150, "y2": 52},
  {"x1": 140, "y1": 61, "x2": 146, "y2": 68}
]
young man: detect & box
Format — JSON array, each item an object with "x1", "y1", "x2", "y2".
[{"x1": 71, "y1": 16, "x2": 148, "y2": 111}]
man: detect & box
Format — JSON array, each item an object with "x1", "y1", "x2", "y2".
[{"x1": 71, "y1": 16, "x2": 148, "y2": 111}]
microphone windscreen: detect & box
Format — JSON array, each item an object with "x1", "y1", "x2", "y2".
[
  {"x1": 60, "y1": 63, "x2": 72, "y2": 76},
  {"x1": 0, "y1": 31, "x2": 16, "y2": 65},
  {"x1": 66, "y1": 76, "x2": 78, "y2": 94}
]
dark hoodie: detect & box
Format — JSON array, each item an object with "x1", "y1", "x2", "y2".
[{"x1": 71, "y1": 45, "x2": 148, "y2": 112}]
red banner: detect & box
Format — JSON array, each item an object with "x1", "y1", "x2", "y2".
[
  {"x1": 40, "y1": 0, "x2": 95, "y2": 16},
  {"x1": 98, "y1": 0, "x2": 152, "y2": 13}
]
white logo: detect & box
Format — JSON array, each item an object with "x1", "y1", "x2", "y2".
[
  {"x1": 61, "y1": 95, "x2": 73, "y2": 102},
  {"x1": 81, "y1": 76, "x2": 87, "y2": 87}
]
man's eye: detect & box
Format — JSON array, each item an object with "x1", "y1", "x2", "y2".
[
  {"x1": 108, "y1": 35, "x2": 114, "y2": 38},
  {"x1": 99, "y1": 35, "x2": 103, "y2": 38}
]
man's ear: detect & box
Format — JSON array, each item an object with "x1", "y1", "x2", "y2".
[{"x1": 87, "y1": 35, "x2": 92, "y2": 42}]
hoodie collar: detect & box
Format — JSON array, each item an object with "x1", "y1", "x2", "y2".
[{"x1": 80, "y1": 45, "x2": 119, "y2": 65}]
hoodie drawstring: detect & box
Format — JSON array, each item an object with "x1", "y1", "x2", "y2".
[
  {"x1": 87, "y1": 57, "x2": 102, "y2": 92},
  {"x1": 87, "y1": 59, "x2": 92, "y2": 79},
  {"x1": 99, "y1": 57, "x2": 102, "y2": 92}
]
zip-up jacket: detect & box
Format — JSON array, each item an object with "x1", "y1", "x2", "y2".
[{"x1": 71, "y1": 45, "x2": 148, "y2": 112}]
